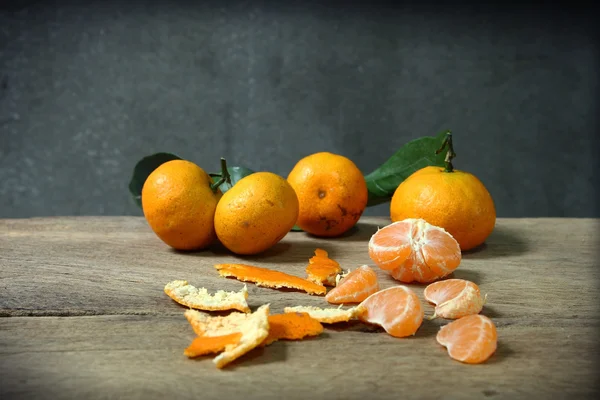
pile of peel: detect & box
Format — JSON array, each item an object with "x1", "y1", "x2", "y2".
[
  {"x1": 163, "y1": 249, "x2": 348, "y2": 369},
  {"x1": 164, "y1": 248, "x2": 496, "y2": 369}
]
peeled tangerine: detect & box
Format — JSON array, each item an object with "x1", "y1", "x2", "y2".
[
  {"x1": 436, "y1": 314, "x2": 498, "y2": 364},
  {"x1": 356, "y1": 286, "x2": 424, "y2": 338},
  {"x1": 368, "y1": 218, "x2": 462, "y2": 283},
  {"x1": 424, "y1": 279, "x2": 486, "y2": 319}
]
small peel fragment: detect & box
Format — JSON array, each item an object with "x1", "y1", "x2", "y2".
[
  {"x1": 184, "y1": 308, "x2": 252, "y2": 337},
  {"x1": 261, "y1": 312, "x2": 324, "y2": 346},
  {"x1": 184, "y1": 304, "x2": 271, "y2": 369},
  {"x1": 213, "y1": 304, "x2": 270, "y2": 369},
  {"x1": 184, "y1": 333, "x2": 242, "y2": 358},
  {"x1": 335, "y1": 269, "x2": 350, "y2": 286},
  {"x1": 283, "y1": 305, "x2": 360, "y2": 324},
  {"x1": 186, "y1": 308, "x2": 322, "y2": 351},
  {"x1": 164, "y1": 280, "x2": 250, "y2": 313},
  {"x1": 214, "y1": 263, "x2": 327, "y2": 295},
  {"x1": 305, "y1": 248, "x2": 342, "y2": 286}
]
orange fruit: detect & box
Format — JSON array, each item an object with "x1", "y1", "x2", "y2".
[
  {"x1": 368, "y1": 218, "x2": 462, "y2": 283},
  {"x1": 390, "y1": 165, "x2": 496, "y2": 251},
  {"x1": 141, "y1": 159, "x2": 221, "y2": 250},
  {"x1": 356, "y1": 286, "x2": 424, "y2": 338},
  {"x1": 423, "y1": 279, "x2": 485, "y2": 319},
  {"x1": 214, "y1": 172, "x2": 299, "y2": 255},
  {"x1": 287, "y1": 152, "x2": 368, "y2": 237},
  {"x1": 325, "y1": 265, "x2": 379, "y2": 304},
  {"x1": 436, "y1": 314, "x2": 498, "y2": 364}
]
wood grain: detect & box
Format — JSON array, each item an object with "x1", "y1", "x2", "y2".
[{"x1": 1, "y1": 216, "x2": 599, "y2": 399}]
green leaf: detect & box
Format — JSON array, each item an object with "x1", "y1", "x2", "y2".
[
  {"x1": 128, "y1": 152, "x2": 182, "y2": 208},
  {"x1": 364, "y1": 131, "x2": 448, "y2": 207},
  {"x1": 209, "y1": 166, "x2": 255, "y2": 194},
  {"x1": 290, "y1": 224, "x2": 303, "y2": 232}
]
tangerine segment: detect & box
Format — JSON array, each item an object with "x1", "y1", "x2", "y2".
[
  {"x1": 164, "y1": 280, "x2": 250, "y2": 313},
  {"x1": 325, "y1": 265, "x2": 379, "y2": 304},
  {"x1": 424, "y1": 279, "x2": 485, "y2": 319},
  {"x1": 369, "y1": 218, "x2": 462, "y2": 283},
  {"x1": 214, "y1": 263, "x2": 327, "y2": 295},
  {"x1": 356, "y1": 286, "x2": 424, "y2": 338},
  {"x1": 184, "y1": 333, "x2": 242, "y2": 358},
  {"x1": 306, "y1": 248, "x2": 342, "y2": 286},
  {"x1": 283, "y1": 305, "x2": 360, "y2": 324},
  {"x1": 436, "y1": 314, "x2": 498, "y2": 364},
  {"x1": 261, "y1": 312, "x2": 324, "y2": 346},
  {"x1": 368, "y1": 222, "x2": 413, "y2": 271},
  {"x1": 213, "y1": 304, "x2": 270, "y2": 369}
]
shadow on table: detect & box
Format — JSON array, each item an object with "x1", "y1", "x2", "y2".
[
  {"x1": 227, "y1": 333, "x2": 331, "y2": 369},
  {"x1": 480, "y1": 305, "x2": 503, "y2": 319},
  {"x1": 291, "y1": 219, "x2": 386, "y2": 243},
  {"x1": 462, "y1": 225, "x2": 529, "y2": 260},
  {"x1": 228, "y1": 342, "x2": 289, "y2": 369},
  {"x1": 381, "y1": 269, "x2": 488, "y2": 289},
  {"x1": 330, "y1": 219, "x2": 387, "y2": 242},
  {"x1": 170, "y1": 239, "x2": 325, "y2": 261},
  {"x1": 414, "y1": 319, "x2": 440, "y2": 338},
  {"x1": 214, "y1": 241, "x2": 322, "y2": 260},
  {"x1": 167, "y1": 219, "x2": 385, "y2": 259},
  {"x1": 484, "y1": 341, "x2": 514, "y2": 365},
  {"x1": 450, "y1": 269, "x2": 485, "y2": 286}
]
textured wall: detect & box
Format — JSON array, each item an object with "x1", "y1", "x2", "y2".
[{"x1": 1, "y1": 1, "x2": 598, "y2": 218}]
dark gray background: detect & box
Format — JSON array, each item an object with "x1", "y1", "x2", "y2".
[{"x1": 1, "y1": 0, "x2": 598, "y2": 218}]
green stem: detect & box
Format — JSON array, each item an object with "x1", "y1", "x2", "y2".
[
  {"x1": 435, "y1": 130, "x2": 456, "y2": 172},
  {"x1": 210, "y1": 157, "x2": 231, "y2": 192}
]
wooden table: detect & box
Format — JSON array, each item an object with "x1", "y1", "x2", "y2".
[{"x1": 1, "y1": 216, "x2": 598, "y2": 399}]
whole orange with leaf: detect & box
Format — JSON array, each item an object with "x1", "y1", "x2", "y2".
[
  {"x1": 390, "y1": 134, "x2": 496, "y2": 251},
  {"x1": 141, "y1": 159, "x2": 222, "y2": 251},
  {"x1": 214, "y1": 172, "x2": 299, "y2": 255},
  {"x1": 287, "y1": 152, "x2": 368, "y2": 237}
]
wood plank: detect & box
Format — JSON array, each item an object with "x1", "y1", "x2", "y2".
[
  {"x1": 1, "y1": 315, "x2": 598, "y2": 400},
  {"x1": 1, "y1": 217, "x2": 599, "y2": 398},
  {"x1": 1, "y1": 217, "x2": 598, "y2": 323}
]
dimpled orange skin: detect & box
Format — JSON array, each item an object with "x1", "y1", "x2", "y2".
[
  {"x1": 141, "y1": 160, "x2": 221, "y2": 251},
  {"x1": 390, "y1": 166, "x2": 496, "y2": 251},
  {"x1": 287, "y1": 152, "x2": 368, "y2": 237},
  {"x1": 214, "y1": 172, "x2": 299, "y2": 255}
]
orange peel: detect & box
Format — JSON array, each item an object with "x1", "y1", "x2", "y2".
[
  {"x1": 184, "y1": 304, "x2": 270, "y2": 369},
  {"x1": 184, "y1": 308, "x2": 251, "y2": 337},
  {"x1": 261, "y1": 312, "x2": 324, "y2": 346},
  {"x1": 283, "y1": 305, "x2": 360, "y2": 324},
  {"x1": 184, "y1": 333, "x2": 243, "y2": 358},
  {"x1": 214, "y1": 263, "x2": 326, "y2": 295},
  {"x1": 164, "y1": 280, "x2": 250, "y2": 313},
  {"x1": 305, "y1": 248, "x2": 342, "y2": 286}
]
